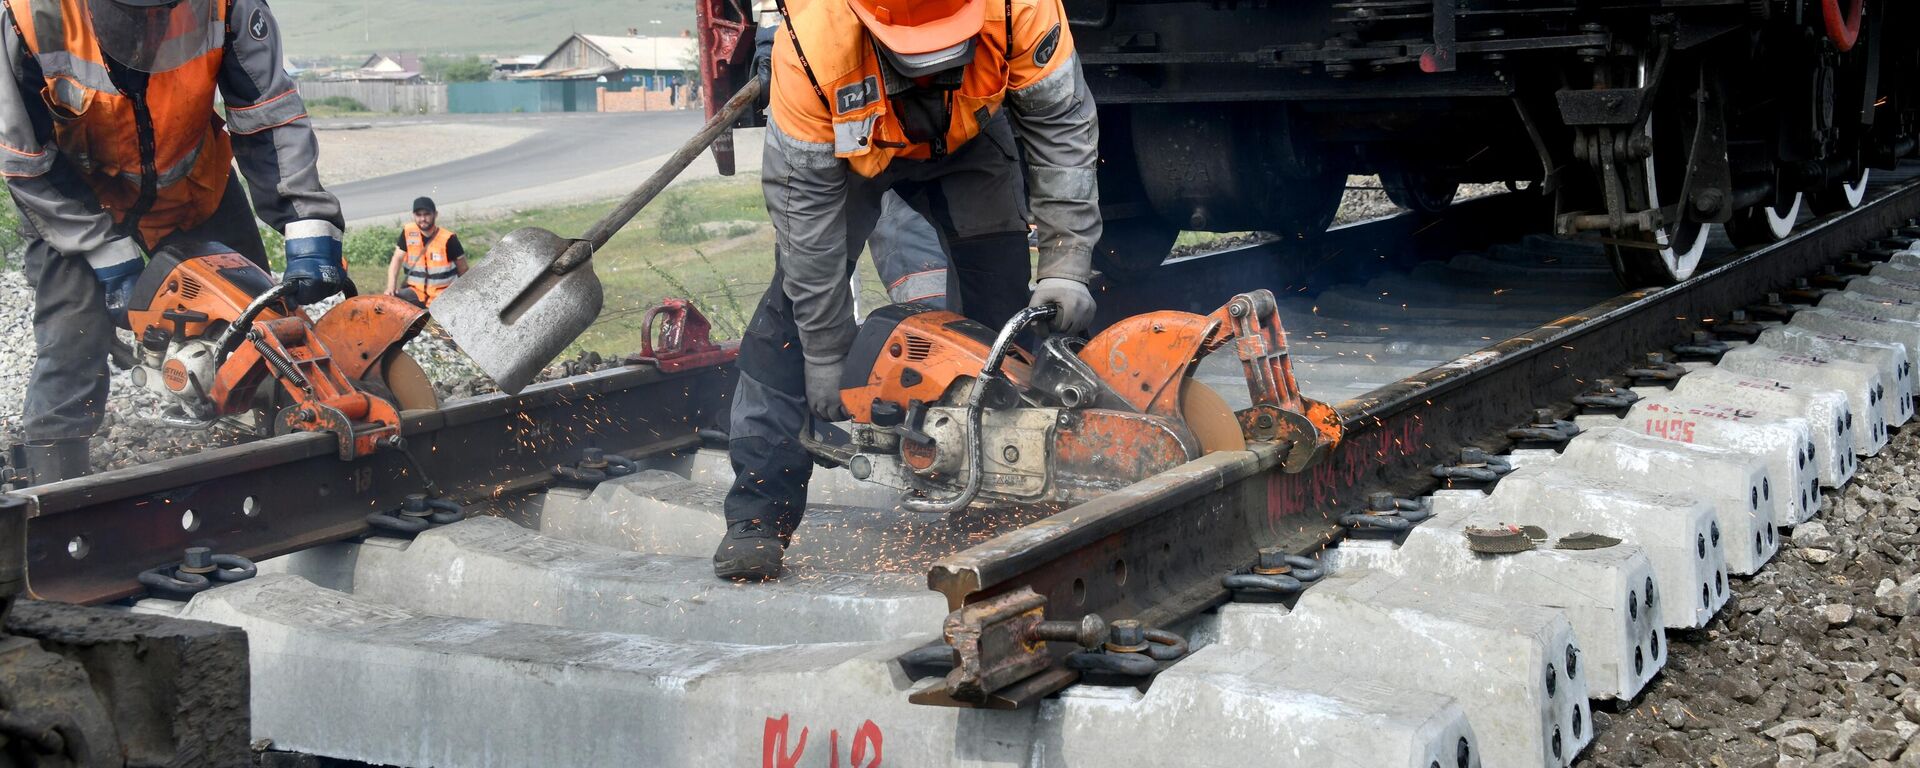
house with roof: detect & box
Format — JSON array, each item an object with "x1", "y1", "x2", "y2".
[
  {"x1": 329, "y1": 52, "x2": 425, "y2": 83},
  {"x1": 513, "y1": 32, "x2": 697, "y2": 90}
]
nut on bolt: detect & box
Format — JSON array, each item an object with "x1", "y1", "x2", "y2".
[
  {"x1": 1252, "y1": 546, "x2": 1293, "y2": 576},
  {"x1": 1105, "y1": 619, "x2": 1149, "y2": 654},
  {"x1": 1458, "y1": 447, "x2": 1490, "y2": 467},
  {"x1": 180, "y1": 546, "x2": 215, "y2": 575}
]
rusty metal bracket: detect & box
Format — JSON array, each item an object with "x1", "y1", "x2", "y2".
[{"x1": 627, "y1": 299, "x2": 739, "y2": 373}]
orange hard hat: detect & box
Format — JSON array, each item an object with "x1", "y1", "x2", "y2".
[{"x1": 846, "y1": 0, "x2": 985, "y2": 55}]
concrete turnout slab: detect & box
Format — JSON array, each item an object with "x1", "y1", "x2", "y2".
[
  {"x1": 1669, "y1": 368, "x2": 1862, "y2": 483},
  {"x1": 1716, "y1": 344, "x2": 1890, "y2": 450},
  {"x1": 538, "y1": 459, "x2": 1052, "y2": 575},
  {"x1": 1326, "y1": 491, "x2": 1664, "y2": 701},
  {"x1": 1752, "y1": 326, "x2": 1914, "y2": 427},
  {"x1": 1821, "y1": 287, "x2": 1920, "y2": 325},
  {"x1": 1555, "y1": 426, "x2": 1780, "y2": 575},
  {"x1": 1482, "y1": 464, "x2": 1730, "y2": 628},
  {"x1": 1203, "y1": 571, "x2": 1592, "y2": 767},
  {"x1": 184, "y1": 575, "x2": 1487, "y2": 768},
  {"x1": 1615, "y1": 399, "x2": 1823, "y2": 524},
  {"x1": 1789, "y1": 307, "x2": 1920, "y2": 366},
  {"x1": 265, "y1": 517, "x2": 946, "y2": 645},
  {"x1": 1032, "y1": 642, "x2": 1486, "y2": 768}
]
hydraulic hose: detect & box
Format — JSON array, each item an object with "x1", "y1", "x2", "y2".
[{"x1": 1821, "y1": 0, "x2": 1862, "y2": 52}]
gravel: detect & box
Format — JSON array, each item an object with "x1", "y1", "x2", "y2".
[
  {"x1": 1575, "y1": 423, "x2": 1920, "y2": 768},
  {"x1": 0, "y1": 264, "x2": 609, "y2": 474}
]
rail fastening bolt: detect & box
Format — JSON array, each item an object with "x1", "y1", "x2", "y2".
[
  {"x1": 1253, "y1": 546, "x2": 1292, "y2": 575},
  {"x1": 1106, "y1": 619, "x2": 1149, "y2": 654},
  {"x1": 181, "y1": 546, "x2": 215, "y2": 574},
  {"x1": 1003, "y1": 445, "x2": 1021, "y2": 464},
  {"x1": 1459, "y1": 447, "x2": 1489, "y2": 467}
]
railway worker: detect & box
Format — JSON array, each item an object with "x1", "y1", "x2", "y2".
[
  {"x1": 753, "y1": 4, "x2": 954, "y2": 311},
  {"x1": 714, "y1": 0, "x2": 1102, "y2": 580},
  {"x1": 0, "y1": 0, "x2": 348, "y2": 484},
  {"x1": 384, "y1": 196, "x2": 468, "y2": 307}
]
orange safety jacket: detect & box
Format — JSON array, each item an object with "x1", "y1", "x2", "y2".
[
  {"x1": 401, "y1": 223, "x2": 459, "y2": 305},
  {"x1": 7, "y1": 0, "x2": 235, "y2": 248},
  {"x1": 771, "y1": 0, "x2": 1074, "y2": 178}
]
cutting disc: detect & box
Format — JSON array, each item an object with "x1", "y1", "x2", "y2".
[
  {"x1": 1179, "y1": 378, "x2": 1246, "y2": 454},
  {"x1": 381, "y1": 350, "x2": 441, "y2": 412}
]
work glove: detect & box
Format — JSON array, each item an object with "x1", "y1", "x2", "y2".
[
  {"x1": 282, "y1": 220, "x2": 347, "y2": 306},
  {"x1": 804, "y1": 356, "x2": 850, "y2": 423},
  {"x1": 1028, "y1": 277, "x2": 1096, "y2": 336},
  {"x1": 87, "y1": 238, "x2": 145, "y2": 330}
]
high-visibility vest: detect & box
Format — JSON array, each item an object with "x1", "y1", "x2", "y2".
[
  {"x1": 770, "y1": 0, "x2": 1074, "y2": 178},
  {"x1": 402, "y1": 223, "x2": 458, "y2": 305},
  {"x1": 6, "y1": 0, "x2": 236, "y2": 248}
]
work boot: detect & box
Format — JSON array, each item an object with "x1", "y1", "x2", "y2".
[
  {"x1": 19, "y1": 439, "x2": 90, "y2": 486},
  {"x1": 712, "y1": 518, "x2": 785, "y2": 581}
]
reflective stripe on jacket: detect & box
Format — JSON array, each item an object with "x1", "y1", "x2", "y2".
[
  {"x1": 402, "y1": 223, "x2": 458, "y2": 304},
  {"x1": 770, "y1": 0, "x2": 1074, "y2": 178},
  {"x1": 7, "y1": 0, "x2": 234, "y2": 246}
]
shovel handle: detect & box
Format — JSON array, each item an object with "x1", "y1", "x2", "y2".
[{"x1": 557, "y1": 76, "x2": 770, "y2": 274}]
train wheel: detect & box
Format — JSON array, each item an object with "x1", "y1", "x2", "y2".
[
  {"x1": 1724, "y1": 193, "x2": 1804, "y2": 248},
  {"x1": 1093, "y1": 215, "x2": 1180, "y2": 281},
  {"x1": 1605, "y1": 60, "x2": 1717, "y2": 287},
  {"x1": 1381, "y1": 168, "x2": 1459, "y2": 215},
  {"x1": 1808, "y1": 167, "x2": 1871, "y2": 215}
]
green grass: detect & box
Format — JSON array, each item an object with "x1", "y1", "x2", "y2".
[
  {"x1": 340, "y1": 174, "x2": 893, "y2": 356},
  {"x1": 1, "y1": 173, "x2": 890, "y2": 362},
  {"x1": 273, "y1": 0, "x2": 694, "y2": 59}
]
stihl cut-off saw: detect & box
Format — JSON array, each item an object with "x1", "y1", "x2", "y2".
[
  {"x1": 811, "y1": 289, "x2": 1342, "y2": 512},
  {"x1": 123, "y1": 241, "x2": 437, "y2": 459}
]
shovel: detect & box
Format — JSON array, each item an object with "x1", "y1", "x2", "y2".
[{"x1": 430, "y1": 76, "x2": 769, "y2": 394}]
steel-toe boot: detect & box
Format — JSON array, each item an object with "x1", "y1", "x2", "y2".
[{"x1": 712, "y1": 518, "x2": 785, "y2": 581}]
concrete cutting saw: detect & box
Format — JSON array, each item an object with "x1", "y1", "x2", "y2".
[
  {"x1": 808, "y1": 289, "x2": 1342, "y2": 512},
  {"x1": 122, "y1": 241, "x2": 437, "y2": 460}
]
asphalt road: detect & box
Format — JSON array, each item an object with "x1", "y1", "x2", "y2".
[{"x1": 327, "y1": 110, "x2": 707, "y2": 224}]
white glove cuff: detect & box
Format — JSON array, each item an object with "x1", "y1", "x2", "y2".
[
  {"x1": 285, "y1": 219, "x2": 343, "y2": 240},
  {"x1": 84, "y1": 238, "x2": 143, "y2": 272}
]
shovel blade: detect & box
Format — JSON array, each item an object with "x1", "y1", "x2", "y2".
[{"x1": 430, "y1": 226, "x2": 603, "y2": 394}]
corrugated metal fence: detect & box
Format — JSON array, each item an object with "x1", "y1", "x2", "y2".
[
  {"x1": 447, "y1": 80, "x2": 629, "y2": 114},
  {"x1": 296, "y1": 82, "x2": 449, "y2": 114}
]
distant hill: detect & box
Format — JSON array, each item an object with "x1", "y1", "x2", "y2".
[{"x1": 271, "y1": 0, "x2": 698, "y2": 60}]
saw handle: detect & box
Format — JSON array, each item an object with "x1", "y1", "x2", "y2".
[
  {"x1": 553, "y1": 76, "x2": 770, "y2": 274},
  {"x1": 212, "y1": 281, "x2": 297, "y2": 371},
  {"x1": 903, "y1": 304, "x2": 1058, "y2": 515}
]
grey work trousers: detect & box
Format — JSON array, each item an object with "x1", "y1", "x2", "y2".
[
  {"x1": 20, "y1": 176, "x2": 268, "y2": 441},
  {"x1": 723, "y1": 116, "x2": 1032, "y2": 534},
  {"x1": 869, "y1": 190, "x2": 949, "y2": 309}
]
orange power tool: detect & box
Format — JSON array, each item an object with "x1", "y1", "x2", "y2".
[
  {"x1": 123, "y1": 241, "x2": 437, "y2": 460},
  {"x1": 814, "y1": 289, "x2": 1342, "y2": 511}
]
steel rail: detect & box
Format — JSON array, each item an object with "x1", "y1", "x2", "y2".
[
  {"x1": 917, "y1": 164, "x2": 1920, "y2": 709},
  {"x1": 4, "y1": 190, "x2": 1508, "y2": 608},
  {"x1": 18, "y1": 362, "x2": 736, "y2": 605}
]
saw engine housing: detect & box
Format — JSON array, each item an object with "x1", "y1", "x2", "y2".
[
  {"x1": 124, "y1": 241, "x2": 430, "y2": 459},
  {"x1": 832, "y1": 294, "x2": 1339, "y2": 508}
]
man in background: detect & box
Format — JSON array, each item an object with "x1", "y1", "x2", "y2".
[{"x1": 385, "y1": 196, "x2": 467, "y2": 307}]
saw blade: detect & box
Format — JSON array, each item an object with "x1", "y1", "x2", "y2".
[
  {"x1": 1179, "y1": 378, "x2": 1247, "y2": 454},
  {"x1": 382, "y1": 350, "x2": 441, "y2": 412}
]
